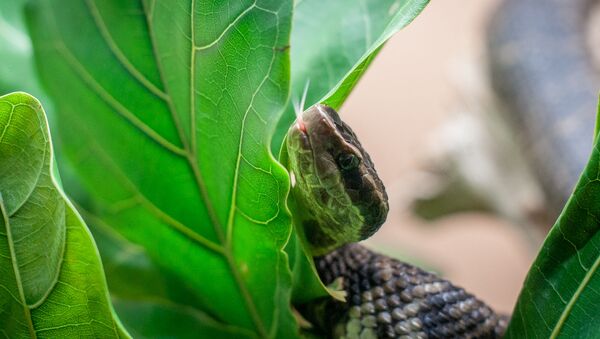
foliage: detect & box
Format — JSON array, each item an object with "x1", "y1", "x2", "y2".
[
  {"x1": 0, "y1": 92, "x2": 128, "y2": 338},
  {"x1": 505, "y1": 98, "x2": 600, "y2": 338},
  {"x1": 20, "y1": 0, "x2": 429, "y2": 337},
  {"x1": 28, "y1": 0, "x2": 297, "y2": 337},
  {"x1": 4, "y1": 0, "x2": 600, "y2": 338}
]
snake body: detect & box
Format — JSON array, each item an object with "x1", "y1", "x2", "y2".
[
  {"x1": 286, "y1": 105, "x2": 506, "y2": 338},
  {"x1": 312, "y1": 245, "x2": 507, "y2": 338}
]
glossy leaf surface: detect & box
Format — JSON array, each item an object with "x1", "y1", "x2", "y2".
[
  {"x1": 82, "y1": 206, "x2": 251, "y2": 337},
  {"x1": 25, "y1": 0, "x2": 431, "y2": 337},
  {"x1": 28, "y1": 0, "x2": 296, "y2": 337},
  {"x1": 506, "y1": 99, "x2": 600, "y2": 338},
  {"x1": 0, "y1": 92, "x2": 128, "y2": 338}
]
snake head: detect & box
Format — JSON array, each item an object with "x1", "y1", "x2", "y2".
[{"x1": 286, "y1": 104, "x2": 389, "y2": 256}]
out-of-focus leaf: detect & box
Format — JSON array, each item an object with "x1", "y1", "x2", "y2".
[
  {"x1": 0, "y1": 92, "x2": 128, "y2": 338},
  {"x1": 0, "y1": 2, "x2": 46, "y2": 99},
  {"x1": 27, "y1": 0, "x2": 297, "y2": 337},
  {"x1": 272, "y1": 0, "x2": 429, "y2": 150},
  {"x1": 113, "y1": 299, "x2": 255, "y2": 339},
  {"x1": 505, "y1": 98, "x2": 600, "y2": 338}
]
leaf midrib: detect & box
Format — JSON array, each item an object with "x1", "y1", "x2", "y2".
[
  {"x1": 549, "y1": 191, "x2": 600, "y2": 338},
  {"x1": 185, "y1": 1, "x2": 268, "y2": 336},
  {"x1": 0, "y1": 101, "x2": 66, "y2": 309},
  {"x1": 550, "y1": 257, "x2": 600, "y2": 337},
  {"x1": 0, "y1": 102, "x2": 46, "y2": 216},
  {"x1": 54, "y1": 1, "x2": 277, "y2": 337},
  {"x1": 0, "y1": 196, "x2": 36, "y2": 338},
  {"x1": 0, "y1": 97, "x2": 69, "y2": 338}
]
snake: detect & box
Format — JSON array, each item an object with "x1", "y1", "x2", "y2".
[{"x1": 283, "y1": 104, "x2": 507, "y2": 338}]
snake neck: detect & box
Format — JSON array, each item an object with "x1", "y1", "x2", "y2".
[
  {"x1": 288, "y1": 178, "x2": 362, "y2": 256},
  {"x1": 304, "y1": 244, "x2": 508, "y2": 338}
]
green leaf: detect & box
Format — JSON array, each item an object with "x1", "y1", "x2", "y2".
[
  {"x1": 28, "y1": 0, "x2": 297, "y2": 337},
  {"x1": 272, "y1": 0, "x2": 429, "y2": 151},
  {"x1": 80, "y1": 205, "x2": 250, "y2": 337},
  {"x1": 0, "y1": 92, "x2": 128, "y2": 338},
  {"x1": 506, "y1": 98, "x2": 600, "y2": 338},
  {"x1": 0, "y1": 2, "x2": 46, "y2": 99}
]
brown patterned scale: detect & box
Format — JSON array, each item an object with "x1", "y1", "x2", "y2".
[{"x1": 304, "y1": 244, "x2": 507, "y2": 339}]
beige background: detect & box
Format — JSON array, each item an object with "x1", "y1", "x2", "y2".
[{"x1": 342, "y1": 0, "x2": 534, "y2": 313}]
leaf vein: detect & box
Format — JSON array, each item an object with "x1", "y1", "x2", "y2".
[
  {"x1": 84, "y1": 138, "x2": 224, "y2": 255},
  {"x1": 86, "y1": 0, "x2": 168, "y2": 101},
  {"x1": 194, "y1": 1, "x2": 257, "y2": 51},
  {"x1": 550, "y1": 253, "x2": 600, "y2": 338},
  {"x1": 55, "y1": 43, "x2": 187, "y2": 157}
]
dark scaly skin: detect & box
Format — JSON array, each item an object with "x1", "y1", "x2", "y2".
[
  {"x1": 286, "y1": 104, "x2": 388, "y2": 256},
  {"x1": 286, "y1": 104, "x2": 507, "y2": 338},
  {"x1": 310, "y1": 245, "x2": 507, "y2": 338}
]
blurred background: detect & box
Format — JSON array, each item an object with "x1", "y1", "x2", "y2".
[
  {"x1": 343, "y1": 0, "x2": 600, "y2": 314},
  {"x1": 1, "y1": 0, "x2": 599, "y2": 317}
]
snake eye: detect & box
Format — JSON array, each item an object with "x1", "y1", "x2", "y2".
[{"x1": 337, "y1": 153, "x2": 360, "y2": 170}]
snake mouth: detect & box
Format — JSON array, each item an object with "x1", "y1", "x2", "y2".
[
  {"x1": 292, "y1": 104, "x2": 340, "y2": 151},
  {"x1": 291, "y1": 117, "x2": 312, "y2": 151}
]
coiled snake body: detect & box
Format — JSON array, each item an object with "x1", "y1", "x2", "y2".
[{"x1": 285, "y1": 105, "x2": 506, "y2": 338}]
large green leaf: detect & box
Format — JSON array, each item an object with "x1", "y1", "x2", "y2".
[
  {"x1": 505, "y1": 98, "x2": 600, "y2": 338},
  {"x1": 28, "y1": 0, "x2": 297, "y2": 337},
  {"x1": 25, "y1": 0, "x2": 431, "y2": 336},
  {"x1": 0, "y1": 92, "x2": 128, "y2": 338},
  {"x1": 272, "y1": 0, "x2": 429, "y2": 150}
]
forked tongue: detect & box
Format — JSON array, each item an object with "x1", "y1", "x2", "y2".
[{"x1": 293, "y1": 80, "x2": 310, "y2": 132}]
